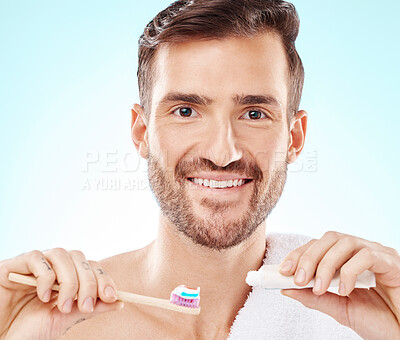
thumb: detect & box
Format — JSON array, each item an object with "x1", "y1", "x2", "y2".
[
  {"x1": 280, "y1": 288, "x2": 350, "y2": 327},
  {"x1": 53, "y1": 300, "x2": 124, "y2": 337}
]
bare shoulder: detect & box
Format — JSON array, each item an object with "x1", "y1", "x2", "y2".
[
  {"x1": 99, "y1": 246, "x2": 146, "y2": 270},
  {"x1": 98, "y1": 244, "x2": 151, "y2": 292}
]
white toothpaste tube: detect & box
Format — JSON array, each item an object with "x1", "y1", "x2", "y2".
[{"x1": 246, "y1": 264, "x2": 376, "y2": 293}]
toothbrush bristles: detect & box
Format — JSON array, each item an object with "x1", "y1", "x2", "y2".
[
  {"x1": 170, "y1": 293, "x2": 200, "y2": 308},
  {"x1": 169, "y1": 285, "x2": 200, "y2": 309}
]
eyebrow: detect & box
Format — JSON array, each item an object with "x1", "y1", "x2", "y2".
[
  {"x1": 233, "y1": 94, "x2": 282, "y2": 108},
  {"x1": 159, "y1": 92, "x2": 213, "y2": 106},
  {"x1": 158, "y1": 92, "x2": 282, "y2": 109}
]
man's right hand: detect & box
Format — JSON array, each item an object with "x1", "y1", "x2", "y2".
[{"x1": 0, "y1": 248, "x2": 124, "y2": 339}]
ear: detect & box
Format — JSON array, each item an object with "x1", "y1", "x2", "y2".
[
  {"x1": 287, "y1": 110, "x2": 307, "y2": 164},
  {"x1": 131, "y1": 103, "x2": 149, "y2": 159}
]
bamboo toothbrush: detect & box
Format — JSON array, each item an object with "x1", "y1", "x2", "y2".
[{"x1": 8, "y1": 273, "x2": 201, "y2": 315}]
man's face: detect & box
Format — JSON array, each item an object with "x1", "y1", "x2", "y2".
[{"x1": 145, "y1": 33, "x2": 291, "y2": 250}]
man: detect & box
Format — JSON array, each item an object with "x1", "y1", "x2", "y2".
[{"x1": 1, "y1": 0, "x2": 399, "y2": 339}]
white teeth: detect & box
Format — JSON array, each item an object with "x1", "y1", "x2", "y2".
[{"x1": 191, "y1": 178, "x2": 247, "y2": 188}]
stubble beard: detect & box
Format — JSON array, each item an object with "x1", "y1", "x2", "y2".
[{"x1": 147, "y1": 153, "x2": 288, "y2": 251}]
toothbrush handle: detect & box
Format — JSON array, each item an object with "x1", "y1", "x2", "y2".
[{"x1": 8, "y1": 272, "x2": 200, "y2": 315}]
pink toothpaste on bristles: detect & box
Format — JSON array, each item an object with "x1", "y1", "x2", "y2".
[{"x1": 170, "y1": 285, "x2": 200, "y2": 308}]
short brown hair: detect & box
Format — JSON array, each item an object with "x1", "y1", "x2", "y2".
[{"x1": 138, "y1": 0, "x2": 304, "y2": 121}]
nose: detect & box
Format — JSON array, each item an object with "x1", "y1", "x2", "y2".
[{"x1": 202, "y1": 120, "x2": 242, "y2": 167}]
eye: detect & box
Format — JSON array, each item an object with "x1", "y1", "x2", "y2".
[
  {"x1": 173, "y1": 107, "x2": 199, "y2": 118},
  {"x1": 241, "y1": 110, "x2": 267, "y2": 120}
]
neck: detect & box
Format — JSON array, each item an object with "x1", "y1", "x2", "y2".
[{"x1": 143, "y1": 212, "x2": 267, "y2": 333}]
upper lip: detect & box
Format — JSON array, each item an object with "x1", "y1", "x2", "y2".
[{"x1": 187, "y1": 172, "x2": 252, "y2": 181}]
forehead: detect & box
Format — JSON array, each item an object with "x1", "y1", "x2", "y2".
[{"x1": 150, "y1": 33, "x2": 289, "y2": 111}]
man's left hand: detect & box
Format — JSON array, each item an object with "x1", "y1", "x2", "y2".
[{"x1": 279, "y1": 231, "x2": 400, "y2": 339}]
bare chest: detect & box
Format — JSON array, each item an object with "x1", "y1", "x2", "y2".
[
  {"x1": 59, "y1": 310, "x2": 180, "y2": 340},
  {"x1": 59, "y1": 306, "x2": 230, "y2": 340}
]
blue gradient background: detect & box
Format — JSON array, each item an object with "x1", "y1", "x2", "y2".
[{"x1": 0, "y1": 1, "x2": 399, "y2": 260}]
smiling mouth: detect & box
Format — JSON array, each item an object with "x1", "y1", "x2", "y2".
[{"x1": 187, "y1": 177, "x2": 253, "y2": 189}]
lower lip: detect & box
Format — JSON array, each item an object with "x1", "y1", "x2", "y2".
[{"x1": 186, "y1": 179, "x2": 253, "y2": 194}]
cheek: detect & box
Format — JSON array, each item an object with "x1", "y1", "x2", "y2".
[
  {"x1": 149, "y1": 124, "x2": 190, "y2": 170},
  {"x1": 254, "y1": 149, "x2": 285, "y2": 173},
  {"x1": 247, "y1": 130, "x2": 289, "y2": 172}
]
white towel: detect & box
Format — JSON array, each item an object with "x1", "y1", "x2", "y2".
[{"x1": 227, "y1": 232, "x2": 362, "y2": 340}]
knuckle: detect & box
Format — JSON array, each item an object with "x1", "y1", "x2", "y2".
[
  {"x1": 53, "y1": 247, "x2": 66, "y2": 253},
  {"x1": 29, "y1": 250, "x2": 44, "y2": 259},
  {"x1": 48, "y1": 248, "x2": 68, "y2": 257},
  {"x1": 361, "y1": 247, "x2": 374, "y2": 259},
  {"x1": 370, "y1": 240, "x2": 380, "y2": 247},
  {"x1": 339, "y1": 266, "x2": 352, "y2": 278},
  {"x1": 323, "y1": 230, "x2": 339, "y2": 239},
  {"x1": 387, "y1": 247, "x2": 399, "y2": 257},
  {"x1": 69, "y1": 250, "x2": 85, "y2": 258},
  {"x1": 299, "y1": 252, "x2": 314, "y2": 264},
  {"x1": 385, "y1": 255, "x2": 397, "y2": 269},
  {"x1": 61, "y1": 281, "x2": 79, "y2": 291},
  {"x1": 341, "y1": 235, "x2": 357, "y2": 248},
  {"x1": 316, "y1": 260, "x2": 330, "y2": 274},
  {"x1": 84, "y1": 280, "x2": 98, "y2": 292},
  {"x1": 300, "y1": 252, "x2": 313, "y2": 261}
]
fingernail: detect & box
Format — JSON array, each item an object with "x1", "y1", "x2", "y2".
[
  {"x1": 295, "y1": 268, "x2": 306, "y2": 283},
  {"x1": 104, "y1": 286, "x2": 117, "y2": 299},
  {"x1": 313, "y1": 277, "x2": 322, "y2": 292},
  {"x1": 279, "y1": 260, "x2": 293, "y2": 272},
  {"x1": 83, "y1": 297, "x2": 94, "y2": 313},
  {"x1": 43, "y1": 289, "x2": 51, "y2": 302},
  {"x1": 339, "y1": 281, "x2": 346, "y2": 296},
  {"x1": 62, "y1": 298, "x2": 73, "y2": 313}
]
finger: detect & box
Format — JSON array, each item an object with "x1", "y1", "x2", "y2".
[
  {"x1": 338, "y1": 247, "x2": 397, "y2": 296},
  {"x1": 1, "y1": 251, "x2": 56, "y2": 303},
  {"x1": 69, "y1": 251, "x2": 97, "y2": 313},
  {"x1": 278, "y1": 239, "x2": 318, "y2": 275},
  {"x1": 279, "y1": 230, "x2": 384, "y2": 275},
  {"x1": 89, "y1": 260, "x2": 118, "y2": 303},
  {"x1": 289, "y1": 233, "x2": 357, "y2": 287},
  {"x1": 311, "y1": 236, "x2": 364, "y2": 294},
  {"x1": 279, "y1": 231, "x2": 341, "y2": 278},
  {"x1": 338, "y1": 248, "x2": 372, "y2": 296},
  {"x1": 44, "y1": 248, "x2": 79, "y2": 314}
]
